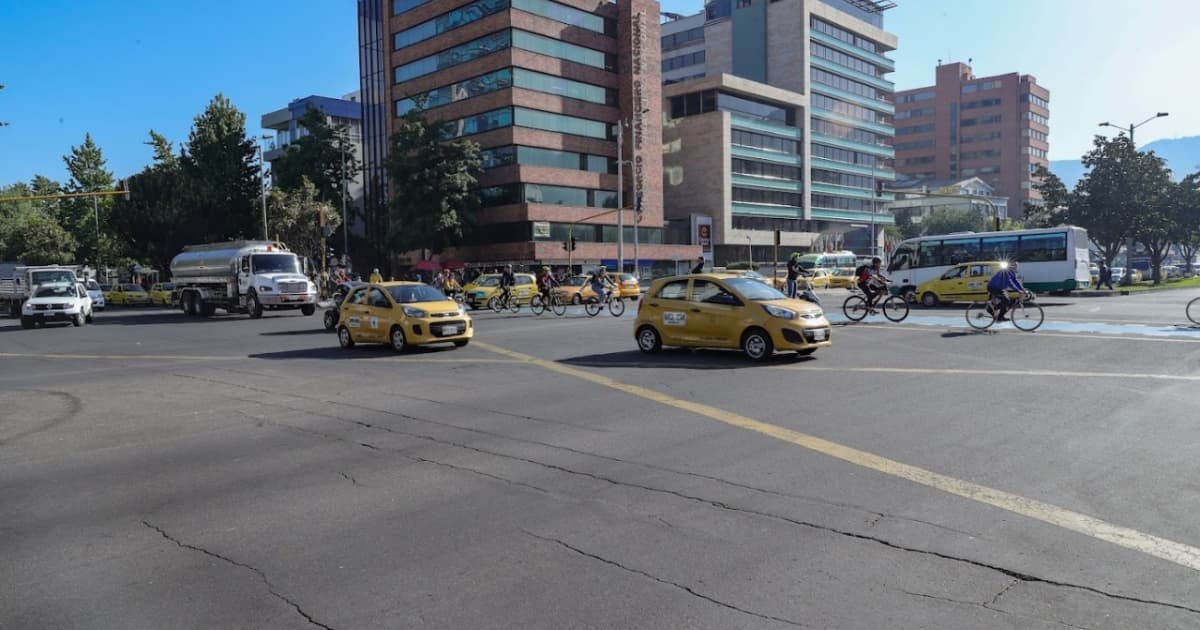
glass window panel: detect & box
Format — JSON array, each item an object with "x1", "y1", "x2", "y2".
[
  {"x1": 981, "y1": 235, "x2": 1019, "y2": 261},
  {"x1": 440, "y1": 107, "x2": 513, "y2": 138},
  {"x1": 512, "y1": 0, "x2": 609, "y2": 34},
  {"x1": 512, "y1": 29, "x2": 612, "y2": 70},
  {"x1": 513, "y1": 107, "x2": 607, "y2": 139},
  {"x1": 394, "y1": 31, "x2": 511, "y2": 83},
  {"x1": 396, "y1": 68, "x2": 513, "y2": 115},
  {"x1": 1018, "y1": 233, "x2": 1066, "y2": 262},
  {"x1": 480, "y1": 145, "x2": 517, "y2": 169},
  {"x1": 941, "y1": 238, "x2": 981, "y2": 264},
  {"x1": 394, "y1": 0, "x2": 432, "y2": 14},
  {"x1": 512, "y1": 68, "x2": 611, "y2": 104},
  {"x1": 394, "y1": 0, "x2": 510, "y2": 49}
]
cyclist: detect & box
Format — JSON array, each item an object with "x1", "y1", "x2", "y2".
[
  {"x1": 987, "y1": 261, "x2": 1027, "y2": 322},
  {"x1": 536, "y1": 266, "x2": 559, "y2": 303},
  {"x1": 856, "y1": 257, "x2": 890, "y2": 313},
  {"x1": 499, "y1": 264, "x2": 516, "y2": 306},
  {"x1": 583, "y1": 266, "x2": 616, "y2": 305}
]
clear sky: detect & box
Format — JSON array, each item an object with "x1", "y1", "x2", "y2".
[{"x1": 1, "y1": 0, "x2": 1197, "y2": 186}]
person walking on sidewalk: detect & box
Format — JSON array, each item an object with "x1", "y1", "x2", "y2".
[{"x1": 1098, "y1": 262, "x2": 1113, "y2": 290}]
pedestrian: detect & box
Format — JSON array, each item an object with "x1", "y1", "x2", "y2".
[
  {"x1": 785, "y1": 253, "x2": 802, "y2": 299},
  {"x1": 690, "y1": 256, "x2": 705, "y2": 274},
  {"x1": 369, "y1": 268, "x2": 383, "y2": 283},
  {"x1": 1098, "y1": 262, "x2": 1113, "y2": 290}
]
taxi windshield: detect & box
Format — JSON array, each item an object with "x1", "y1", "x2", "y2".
[
  {"x1": 387, "y1": 285, "x2": 449, "y2": 303},
  {"x1": 726, "y1": 278, "x2": 786, "y2": 301},
  {"x1": 124, "y1": 284, "x2": 143, "y2": 291},
  {"x1": 565, "y1": 276, "x2": 587, "y2": 286},
  {"x1": 476, "y1": 276, "x2": 499, "y2": 286}
]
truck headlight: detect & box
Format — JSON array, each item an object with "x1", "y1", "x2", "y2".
[
  {"x1": 21, "y1": 303, "x2": 33, "y2": 313},
  {"x1": 762, "y1": 304, "x2": 797, "y2": 320},
  {"x1": 258, "y1": 286, "x2": 274, "y2": 292}
]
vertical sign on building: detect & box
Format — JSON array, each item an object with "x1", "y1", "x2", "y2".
[{"x1": 631, "y1": 10, "x2": 646, "y2": 211}]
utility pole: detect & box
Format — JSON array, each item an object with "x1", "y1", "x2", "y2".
[
  {"x1": 256, "y1": 135, "x2": 271, "y2": 240},
  {"x1": 615, "y1": 120, "x2": 625, "y2": 272},
  {"x1": 93, "y1": 195, "x2": 101, "y2": 272},
  {"x1": 631, "y1": 120, "x2": 639, "y2": 278}
]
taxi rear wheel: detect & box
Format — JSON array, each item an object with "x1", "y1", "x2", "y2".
[
  {"x1": 337, "y1": 326, "x2": 355, "y2": 349},
  {"x1": 920, "y1": 291, "x2": 939, "y2": 307},
  {"x1": 636, "y1": 325, "x2": 662, "y2": 354},
  {"x1": 741, "y1": 327, "x2": 773, "y2": 361},
  {"x1": 389, "y1": 326, "x2": 408, "y2": 353}
]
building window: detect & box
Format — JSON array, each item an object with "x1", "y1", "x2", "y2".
[
  {"x1": 662, "y1": 50, "x2": 705, "y2": 72},
  {"x1": 513, "y1": 29, "x2": 615, "y2": 70},
  {"x1": 1022, "y1": 128, "x2": 1048, "y2": 142},
  {"x1": 895, "y1": 91, "x2": 935, "y2": 104},
  {"x1": 811, "y1": 93, "x2": 892, "y2": 126},
  {"x1": 732, "y1": 158, "x2": 802, "y2": 181},
  {"x1": 894, "y1": 139, "x2": 935, "y2": 151},
  {"x1": 513, "y1": 68, "x2": 614, "y2": 105},
  {"x1": 524, "y1": 184, "x2": 617, "y2": 207},
  {"x1": 961, "y1": 97, "x2": 1001, "y2": 110},
  {"x1": 959, "y1": 114, "x2": 1001, "y2": 127},
  {"x1": 812, "y1": 194, "x2": 876, "y2": 211},
  {"x1": 513, "y1": 107, "x2": 610, "y2": 139},
  {"x1": 1023, "y1": 111, "x2": 1049, "y2": 126},
  {"x1": 480, "y1": 145, "x2": 616, "y2": 173},
  {"x1": 894, "y1": 107, "x2": 934, "y2": 120},
  {"x1": 962, "y1": 131, "x2": 1001, "y2": 144},
  {"x1": 811, "y1": 118, "x2": 887, "y2": 146},
  {"x1": 811, "y1": 169, "x2": 874, "y2": 189},
  {"x1": 812, "y1": 143, "x2": 884, "y2": 167},
  {"x1": 393, "y1": 0, "x2": 433, "y2": 15},
  {"x1": 512, "y1": 0, "x2": 613, "y2": 35},
  {"x1": 901, "y1": 156, "x2": 936, "y2": 166},
  {"x1": 733, "y1": 187, "x2": 802, "y2": 207},
  {"x1": 394, "y1": 30, "x2": 511, "y2": 83},
  {"x1": 1022, "y1": 146, "x2": 1048, "y2": 159},
  {"x1": 811, "y1": 67, "x2": 890, "y2": 103},
  {"x1": 662, "y1": 26, "x2": 704, "y2": 52},
  {"x1": 895, "y1": 122, "x2": 935, "y2": 135},
  {"x1": 731, "y1": 128, "x2": 799, "y2": 154},
  {"x1": 478, "y1": 183, "x2": 523, "y2": 206},
  {"x1": 440, "y1": 107, "x2": 514, "y2": 138},
  {"x1": 809, "y1": 42, "x2": 884, "y2": 78},
  {"x1": 396, "y1": 68, "x2": 514, "y2": 115},
  {"x1": 719, "y1": 93, "x2": 794, "y2": 125},
  {"x1": 393, "y1": 0, "x2": 510, "y2": 50},
  {"x1": 479, "y1": 146, "x2": 518, "y2": 169},
  {"x1": 809, "y1": 17, "x2": 880, "y2": 54},
  {"x1": 960, "y1": 149, "x2": 1001, "y2": 160},
  {"x1": 1020, "y1": 93, "x2": 1049, "y2": 109}
]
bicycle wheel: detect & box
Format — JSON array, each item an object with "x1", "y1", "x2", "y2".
[
  {"x1": 584, "y1": 300, "x2": 601, "y2": 317},
  {"x1": 1188, "y1": 297, "x2": 1200, "y2": 325},
  {"x1": 529, "y1": 294, "x2": 545, "y2": 315},
  {"x1": 1010, "y1": 302, "x2": 1044, "y2": 331},
  {"x1": 488, "y1": 296, "x2": 502, "y2": 313},
  {"x1": 881, "y1": 295, "x2": 909, "y2": 322},
  {"x1": 842, "y1": 295, "x2": 868, "y2": 322},
  {"x1": 965, "y1": 302, "x2": 995, "y2": 330},
  {"x1": 507, "y1": 297, "x2": 521, "y2": 314},
  {"x1": 609, "y1": 297, "x2": 626, "y2": 317},
  {"x1": 550, "y1": 295, "x2": 567, "y2": 316}
]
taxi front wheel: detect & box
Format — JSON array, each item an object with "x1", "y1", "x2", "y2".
[
  {"x1": 741, "y1": 328, "x2": 774, "y2": 361},
  {"x1": 389, "y1": 326, "x2": 408, "y2": 353},
  {"x1": 637, "y1": 325, "x2": 662, "y2": 354},
  {"x1": 338, "y1": 326, "x2": 355, "y2": 349}
]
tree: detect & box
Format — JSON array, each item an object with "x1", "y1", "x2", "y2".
[
  {"x1": 61, "y1": 133, "x2": 117, "y2": 266},
  {"x1": 1023, "y1": 165, "x2": 1069, "y2": 228},
  {"x1": 271, "y1": 108, "x2": 361, "y2": 202},
  {"x1": 1171, "y1": 172, "x2": 1200, "y2": 277},
  {"x1": 384, "y1": 108, "x2": 482, "y2": 261},
  {"x1": 263, "y1": 177, "x2": 339, "y2": 264},
  {"x1": 1069, "y1": 135, "x2": 1140, "y2": 267},
  {"x1": 110, "y1": 130, "x2": 189, "y2": 273},
  {"x1": 2, "y1": 209, "x2": 78, "y2": 265},
  {"x1": 921, "y1": 206, "x2": 988, "y2": 236},
  {"x1": 891, "y1": 208, "x2": 923, "y2": 240},
  {"x1": 180, "y1": 94, "x2": 261, "y2": 242},
  {"x1": 1126, "y1": 151, "x2": 1175, "y2": 284}
]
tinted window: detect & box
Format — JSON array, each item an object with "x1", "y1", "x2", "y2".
[
  {"x1": 941, "y1": 266, "x2": 966, "y2": 280},
  {"x1": 657, "y1": 280, "x2": 688, "y2": 300},
  {"x1": 35, "y1": 285, "x2": 73, "y2": 298},
  {"x1": 726, "y1": 278, "x2": 786, "y2": 300},
  {"x1": 386, "y1": 285, "x2": 448, "y2": 303}
]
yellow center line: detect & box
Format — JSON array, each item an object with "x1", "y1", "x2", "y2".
[
  {"x1": 474, "y1": 340, "x2": 1200, "y2": 573},
  {"x1": 770, "y1": 365, "x2": 1200, "y2": 382}
]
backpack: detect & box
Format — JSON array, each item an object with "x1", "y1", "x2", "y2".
[{"x1": 855, "y1": 264, "x2": 870, "y2": 280}]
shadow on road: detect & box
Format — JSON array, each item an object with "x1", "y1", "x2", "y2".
[
  {"x1": 260, "y1": 328, "x2": 329, "y2": 336},
  {"x1": 89, "y1": 310, "x2": 313, "y2": 326},
  {"x1": 560, "y1": 348, "x2": 814, "y2": 370},
  {"x1": 249, "y1": 343, "x2": 461, "y2": 361},
  {"x1": 941, "y1": 329, "x2": 996, "y2": 338}
]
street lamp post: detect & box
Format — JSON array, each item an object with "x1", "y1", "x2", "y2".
[
  {"x1": 256, "y1": 135, "x2": 271, "y2": 240},
  {"x1": 614, "y1": 119, "x2": 626, "y2": 272},
  {"x1": 746, "y1": 235, "x2": 753, "y2": 269},
  {"x1": 1097, "y1": 112, "x2": 1169, "y2": 284}
]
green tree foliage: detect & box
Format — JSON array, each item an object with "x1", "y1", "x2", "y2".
[
  {"x1": 1023, "y1": 165, "x2": 1069, "y2": 228},
  {"x1": 180, "y1": 94, "x2": 261, "y2": 242},
  {"x1": 1069, "y1": 135, "x2": 1141, "y2": 267},
  {"x1": 920, "y1": 206, "x2": 988, "y2": 236},
  {"x1": 61, "y1": 133, "x2": 117, "y2": 265},
  {"x1": 271, "y1": 108, "x2": 361, "y2": 202},
  {"x1": 384, "y1": 109, "x2": 482, "y2": 259},
  {"x1": 1125, "y1": 151, "x2": 1175, "y2": 284},
  {"x1": 263, "y1": 177, "x2": 339, "y2": 264},
  {"x1": 891, "y1": 208, "x2": 923, "y2": 240},
  {"x1": 1171, "y1": 172, "x2": 1200, "y2": 277},
  {"x1": 6, "y1": 212, "x2": 78, "y2": 265},
  {"x1": 110, "y1": 130, "x2": 188, "y2": 273}
]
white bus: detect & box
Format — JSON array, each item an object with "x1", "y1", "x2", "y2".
[{"x1": 887, "y1": 226, "x2": 1092, "y2": 298}]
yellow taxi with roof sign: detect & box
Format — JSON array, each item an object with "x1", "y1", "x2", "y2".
[
  {"x1": 462, "y1": 273, "x2": 537, "y2": 309},
  {"x1": 634, "y1": 273, "x2": 832, "y2": 361},
  {"x1": 915, "y1": 260, "x2": 1005, "y2": 306},
  {"x1": 337, "y1": 282, "x2": 472, "y2": 352},
  {"x1": 149, "y1": 282, "x2": 177, "y2": 305}
]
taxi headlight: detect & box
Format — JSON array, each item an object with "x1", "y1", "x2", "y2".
[
  {"x1": 403, "y1": 306, "x2": 427, "y2": 318},
  {"x1": 762, "y1": 304, "x2": 797, "y2": 320}
]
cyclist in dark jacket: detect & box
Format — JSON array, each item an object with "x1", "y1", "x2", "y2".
[{"x1": 987, "y1": 262, "x2": 1027, "y2": 322}]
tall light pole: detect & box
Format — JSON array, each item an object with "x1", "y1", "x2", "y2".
[
  {"x1": 256, "y1": 134, "x2": 271, "y2": 240},
  {"x1": 746, "y1": 235, "x2": 753, "y2": 269},
  {"x1": 614, "y1": 119, "x2": 627, "y2": 272},
  {"x1": 1097, "y1": 112, "x2": 1169, "y2": 284},
  {"x1": 631, "y1": 107, "x2": 649, "y2": 279},
  {"x1": 339, "y1": 128, "x2": 362, "y2": 264}
]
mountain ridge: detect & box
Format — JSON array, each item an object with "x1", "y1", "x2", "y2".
[{"x1": 1050, "y1": 135, "x2": 1200, "y2": 189}]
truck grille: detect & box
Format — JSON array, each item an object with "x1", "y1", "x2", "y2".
[{"x1": 279, "y1": 282, "x2": 307, "y2": 293}]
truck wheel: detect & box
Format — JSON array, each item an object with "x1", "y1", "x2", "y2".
[
  {"x1": 301, "y1": 304, "x2": 316, "y2": 316},
  {"x1": 73, "y1": 313, "x2": 85, "y2": 327},
  {"x1": 20, "y1": 317, "x2": 33, "y2": 329},
  {"x1": 247, "y1": 292, "x2": 263, "y2": 319},
  {"x1": 200, "y1": 303, "x2": 216, "y2": 317}
]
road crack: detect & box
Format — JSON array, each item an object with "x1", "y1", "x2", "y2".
[
  {"x1": 142, "y1": 520, "x2": 334, "y2": 630},
  {"x1": 523, "y1": 530, "x2": 808, "y2": 628}
]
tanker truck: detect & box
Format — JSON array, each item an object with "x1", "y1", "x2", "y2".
[{"x1": 170, "y1": 241, "x2": 317, "y2": 318}]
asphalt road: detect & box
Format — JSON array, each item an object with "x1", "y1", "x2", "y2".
[{"x1": 4, "y1": 289, "x2": 1200, "y2": 629}]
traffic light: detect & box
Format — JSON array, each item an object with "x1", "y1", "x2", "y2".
[
  {"x1": 570, "y1": 235, "x2": 577, "y2": 251},
  {"x1": 562, "y1": 236, "x2": 577, "y2": 251},
  {"x1": 635, "y1": 193, "x2": 643, "y2": 218}
]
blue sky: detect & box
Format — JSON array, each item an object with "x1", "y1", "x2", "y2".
[{"x1": 1, "y1": 0, "x2": 1197, "y2": 185}]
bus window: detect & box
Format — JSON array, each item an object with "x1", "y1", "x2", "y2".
[
  {"x1": 981, "y1": 235, "x2": 1018, "y2": 261},
  {"x1": 889, "y1": 246, "x2": 914, "y2": 271},
  {"x1": 942, "y1": 238, "x2": 981, "y2": 265},
  {"x1": 1018, "y1": 233, "x2": 1067, "y2": 262},
  {"x1": 918, "y1": 241, "x2": 943, "y2": 268}
]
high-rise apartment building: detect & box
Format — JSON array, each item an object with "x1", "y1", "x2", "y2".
[
  {"x1": 356, "y1": 0, "x2": 698, "y2": 274},
  {"x1": 892, "y1": 61, "x2": 1050, "y2": 216},
  {"x1": 659, "y1": 0, "x2": 898, "y2": 264}
]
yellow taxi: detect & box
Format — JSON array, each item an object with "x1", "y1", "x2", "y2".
[
  {"x1": 915, "y1": 261, "x2": 1005, "y2": 306},
  {"x1": 109, "y1": 283, "x2": 152, "y2": 306},
  {"x1": 337, "y1": 282, "x2": 472, "y2": 352},
  {"x1": 149, "y1": 282, "x2": 177, "y2": 306},
  {"x1": 100, "y1": 284, "x2": 116, "y2": 303},
  {"x1": 554, "y1": 275, "x2": 600, "y2": 304},
  {"x1": 772, "y1": 269, "x2": 831, "y2": 291},
  {"x1": 826, "y1": 268, "x2": 858, "y2": 289},
  {"x1": 616, "y1": 273, "x2": 640, "y2": 299},
  {"x1": 462, "y1": 273, "x2": 537, "y2": 309},
  {"x1": 634, "y1": 273, "x2": 832, "y2": 360}
]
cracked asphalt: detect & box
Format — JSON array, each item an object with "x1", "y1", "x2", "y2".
[{"x1": 3, "y1": 291, "x2": 1200, "y2": 629}]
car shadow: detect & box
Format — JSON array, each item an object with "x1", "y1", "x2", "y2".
[
  {"x1": 560, "y1": 348, "x2": 815, "y2": 370},
  {"x1": 260, "y1": 328, "x2": 330, "y2": 336},
  {"x1": 90, "y1": 311, "x2": 312, "y2": 326},
  {"x1": 249, "y1": 343, "x2": 462, "y2": 360}
]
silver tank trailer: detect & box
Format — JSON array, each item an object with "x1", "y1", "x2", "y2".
[{"x1": 170, "y1": 241, "x2": 291, "y2": 281}]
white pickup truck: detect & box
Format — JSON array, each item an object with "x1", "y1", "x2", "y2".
[
  {"x1": 1, "y1": 265, "x2": 81, "y2": 317},
  {"x1": 20, "y1": 281, "x2": 93, "y2": 328}
]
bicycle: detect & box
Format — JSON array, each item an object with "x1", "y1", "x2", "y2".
[
  {"x1": 530, "y1": 291, "x2": 567, "y2": 316},
  {"x1": 842, "y1": 283, "x2": 908, "y2": 323},
  {"x1": 487, "y1": 290, "x2": 521, "y2": 314},
  {"x1": 965, "y1": 290, "x2": 1044, "y2": 331},
  {"x1": 584, "y1": 288, "x2": 625, "y2": 317},
  {"x1": 1188, "y1": 296, "x2": 1200, "y2": 326}
]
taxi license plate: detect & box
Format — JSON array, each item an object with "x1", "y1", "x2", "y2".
[
  {"x1": 812, "y1": 329, "x2": 827, "y2": 341},
  {"x1": 443, "y1": 326, "x2": 460, "y2": 336}
]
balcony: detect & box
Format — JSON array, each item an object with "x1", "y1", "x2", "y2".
[
  {"x1": 809, "y1": 30, "x2": 896, "y2": 72},
  {"x1": 810, "y1": 83, "x2": 894, "y2": 116},
  {"x1": 811, "y1": 132, "x2": 894, "y2": 159},
  {"x1": 809, "y1": 56, "x2": 895, "y2": 93}
]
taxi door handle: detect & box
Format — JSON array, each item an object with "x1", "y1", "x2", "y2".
[
  {"x1": 690, "y1": 308, "x2": 701, "y2": 313},
  {"x1": 649, "y1": 302, "x2": 659, "y2": 307}
]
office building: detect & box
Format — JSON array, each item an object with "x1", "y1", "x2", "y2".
[
  {"x1": 357, "y1": 0, "x2": 699, "y2": 275},
  {"x1": 261, "y1": 94, "x2": 365, "y2": 244},
  {"x1": 892, "y1": 61, "x2": 1050, "y2": 216},
  {"x1": 659, "y1": 0, "x2": 899, "y2": 265}
]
